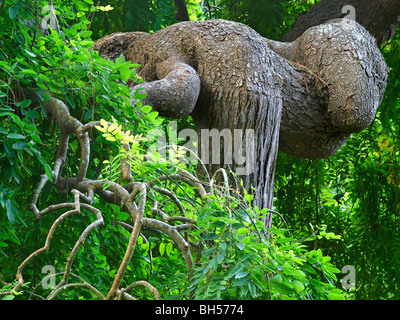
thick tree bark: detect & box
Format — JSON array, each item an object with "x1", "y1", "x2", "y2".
[
  {"x1": 283, "y1": 0, "x2": 400, "y2": 46},
  {"x1": 93, "y1": 14, "x2": 389, "y2": 225}
]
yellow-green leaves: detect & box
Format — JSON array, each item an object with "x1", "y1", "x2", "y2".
[
  {"x1": 95, "y1": 118, "x2": 145, "y2": 145},
  {"x1": 95, "y1": 118, "x2": 147, "y2": 184},
  {"x1": 94, "y1": 119, "x2": 108, "y2": 133}
]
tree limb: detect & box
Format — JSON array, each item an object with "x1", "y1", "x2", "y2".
[{"x1": 283, "y1": 0, "x2": 400, "y2": 46}]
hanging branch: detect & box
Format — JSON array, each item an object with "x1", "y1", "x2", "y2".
[
  {"x1": 120, "y1": 280, "x2": 161, "y2": 300},
  {"x1": 2, "y1": 95, "x2": 236, "y2": 300},
  {"x1": 106, "y1": 183, "x2": 146, "y2": 300}
]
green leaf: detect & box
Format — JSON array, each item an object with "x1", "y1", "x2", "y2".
[
  {"x1": 24, "y1": 49, "x2": 36, "y2": 58},
  {"x1": 120, "y1": 67, "x2": 131, "y2": 82},
  {"x1": 134, "y1": 88, "x2": 147, "y2": 100},
  {"x1": 248, "y1": 282, "x2": 257, "y2": 298},
  {"x1": 142, "y1": 105, "x2": 152, "y2": 113},
  {"x1": 21, "y1": 70, "x2": 38, "y2": 77},
  {"x1": 203, "y1": 233, "x2": 219, "y2": 240},
  {"x1": 6, "y1": 199, "x2": 18, "y2": 224},
  {"x1": 203, "y1": 258, "x2": 216, "y2": 274},
  {"x1": 7, "y1": 133, "x2": 25, "y2": 140},
  {"x1": 44, "y1": 162, "x2": 53, "y2": 182},
  {"x1": 327, "y1": 291, "x2": 345, "y2": 300},
  {"x1": 216, "y1": 253, "x2": 224, "y2": 263},
  {"x1": 74, "y1": 0, "x2": 89, "y2": 11},
  {"x1": 9, "y1": 6, "x2": 19, "y2": 19},
  {"x1": 166, "y1": 243, "x2": 173, "y2": 256},
  {"x1": 20, "y1": 99, "x2": 32, "y2": 108},
  {"x1": 235, "y1": 271, "x2": 248, "y2": 279},
  {"x1": 270, "y1": 282, "x2": 294, "y2": 295},
  {"x1": 271, "y1": 274, "x2": 283, "y2": 283},
  {"x1": 12, "y1": 142, "x2": 27, "y2": 150},
  {"x1": 188, "y1": 274, "x2": 206, "y2": 288},
  {"x1": 44, "y1": 92, "x2": 52, "y2": 101},
  {"x1": 148, "y1": 111, "x2": 159, "y2": 120},
  {"x1": 292, "y1": 280, "x2": 305, "y2": 292},
  {"x1": 8, "y1": 232, "x2": 20, "y2": 245},
  {"x1": 227, "y1": 263, "x2": 244, "y2": 278},
  {"x1": 290, "y1": 269, "x2": 307, "y2": 279},
  {"x1": 80, "y1": 30, "x2": 92, "y2": 38},
  {"x1": 159, "y1": 242, "x2": 165, "y2": 256}
]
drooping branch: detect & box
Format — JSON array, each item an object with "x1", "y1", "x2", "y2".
[
  {"x1": 16, "y1": 203, "x2": 79, "y2": 289},
  {"x1": 29, "y1": 97, "x2": 91, "y2": 217},
  {"x1": 7, "y1": 95, "x2": 221, "y2": 300},
  {"x1": 106, "y1": 183, "x2": 146, "y2": 300},
  {"x1": 121, "y1": 280, "x2": 161, "y2": 300},
  {"x1": 51, "y1": 195, "x2": 104, "y2": 293},
  {"x1": 30, "y1": 273, "x2": 105, "y2": 300},
  {"x1": 16, "y1": 189, "x2": 104, "y2": 297}
]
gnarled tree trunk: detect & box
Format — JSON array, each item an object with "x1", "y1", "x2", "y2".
[{"x1": 94, "y1": 9, "x2": 390, "y2": 226}]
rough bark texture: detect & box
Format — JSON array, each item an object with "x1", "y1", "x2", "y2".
[
  {"x1": 93, "y1": 18, "x2": 388, "y2": 220},
  {"x1": 272, "y1": 20, "x2": 388, "y2": 158},
  {"x1": 283, "y1": 0, "x2": 400, "y2": 47}
]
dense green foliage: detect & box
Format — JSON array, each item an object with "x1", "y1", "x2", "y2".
[
  {"x1": 1, "y1": 0, "x2": 399, "y2": 300},
  {"x1": 207, "y1": 0, "x2": 316, "y2": 40}
]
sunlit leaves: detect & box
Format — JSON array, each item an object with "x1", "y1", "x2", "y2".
[{"x1": 97, "y1": 5, "x2": 114, "y2": 12}]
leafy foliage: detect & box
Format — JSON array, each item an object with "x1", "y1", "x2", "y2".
[
  {"x1": 187, "y1": 191, "x2": 344, "y2": 300},
  {"x1": 209, "y1": 0, "x2": 317, "y2": 39}
]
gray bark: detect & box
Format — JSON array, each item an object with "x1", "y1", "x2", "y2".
[{"x1": 93, "y1": 18, "x2": 388, "y2": 223}]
